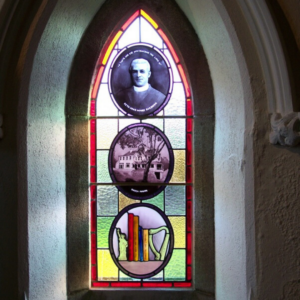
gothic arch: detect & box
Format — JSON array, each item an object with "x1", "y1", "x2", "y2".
[
  {"x1": 5, "y1": 0, "x2": 278, "y2": 299},
  {"x1": 66, "y1": 0, "x2": 214, "y2": 296}
]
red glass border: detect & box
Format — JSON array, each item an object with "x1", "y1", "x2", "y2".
[
  {"x1": 187, "y1": 267, "x2": 192, "y2": 281},
  {"x1": 91, "y1": 233, "x2": 96, "y2": 265},
  {"x1": 186, "y1": 133, "x2": 192, "y2": 166},
  {"x1": 111, "y1": 282, "x2": 141, "y2": 287},
  {"x1": 91, "y1": 266, "x2": 97, "y2": 281},
  {"x1": 187, "y1": 232, "x2": 192, "y2": 265},
  {"x1": 90, "y1": 134, "x2": 96, "y2": 166},
  {"x1": 92, "y1": 282, "x2": 110, "y2": 287},
  {"x1": 122, "y1": 10, "x2": 139, "y2": 30},
  {"x1": 174, "y1": 282, "x2": 192, "y2": 287},
  {"x1": 90, "y1": 119, "x2": 96, "y2": 134},
  {"x1": 90, "y1": 201, "x2": 96, "y2": 232},
  {"x1": 187, "y1": 200, "x2": 192, "y2": 232},
  {"x1": 90, "y1": 185, "x2": 96, "y2": 199},
  {"x1": 187, "y1": 99, "x2": 193, "y2": 116},
  {"x1": 187, "y1": 118, "x2": 193, "y2": 132},
  {"x1": 90, "y1": 100, "x2": 96, "y2": 116}
]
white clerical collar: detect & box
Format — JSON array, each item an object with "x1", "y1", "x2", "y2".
[{"x1": 133, "y1": 84, "x2": 149, "y2": 92}]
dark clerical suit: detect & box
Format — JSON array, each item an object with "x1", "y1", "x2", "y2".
[{"x1": 115, "y1": 85, "x2": 165, "y2": 116}]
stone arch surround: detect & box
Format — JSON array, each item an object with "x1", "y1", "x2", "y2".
[{"x1": 10, "y1": 0, "x2": 292, "y2": 299}]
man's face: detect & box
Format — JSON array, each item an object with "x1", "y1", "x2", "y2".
[{"x1": 130, "y1": 62, "x2": 151, "y2": 87}]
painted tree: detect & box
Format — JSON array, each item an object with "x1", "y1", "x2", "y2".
[{"x1": 117, "y1": 126, "x2": 167, "y2": 182}]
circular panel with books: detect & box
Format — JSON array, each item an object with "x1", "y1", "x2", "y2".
[{"x1": 109, "y1": 203, "x2": 174, "y2": 279}]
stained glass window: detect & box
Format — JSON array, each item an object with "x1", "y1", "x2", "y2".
[{"x1": 89, "y1": 9, "x2": 193, "y2": 288}]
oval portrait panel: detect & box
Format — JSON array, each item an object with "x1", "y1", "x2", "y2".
[
  {"x1": 109, "y1": 44, "x2": 172, "y2": 117},
  {"x1": 109, "y1": 203, "x2": 174, "y2": 279},
  {"x1": 108, "y1": 123, "x2": 174, "y2": 200}
]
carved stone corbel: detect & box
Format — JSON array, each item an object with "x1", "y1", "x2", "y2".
[
  {"x1": 269, "y1": 112, "x2": 300, "y2": 146},
  {"x1": 0, "y1": 114, "x2": 3, "y2": 139}
]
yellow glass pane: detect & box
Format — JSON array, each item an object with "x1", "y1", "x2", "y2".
[
  {"x1": 170, "y1": 150, "x2": 185, "y2": 183},
  {"x1": 97, "y1": 119, "x2": 118, "y2": 149},
  {"x1": 169, "y1": 216, "x2": 186, "y2": 248},
  {"x1": 102, "y1": 31, "x2": 122, "y2": 65},
  {"x1": 141, "y1": 10, "x2": 158, "y2": 29},
  {"x1": 97, "y1": 249, "x2": 118, "y2": 281},
  {"x1": 119, "y1": 192, "x2": 140, "y2": 211}
]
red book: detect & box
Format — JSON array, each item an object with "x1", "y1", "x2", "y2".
[{"x1": 128, "y1": 213, "x2": 134, "y2": 261}]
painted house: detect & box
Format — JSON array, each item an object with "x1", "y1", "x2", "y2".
[{"x1": 115, "y1": 149, "x2": 164, "y2": 179}]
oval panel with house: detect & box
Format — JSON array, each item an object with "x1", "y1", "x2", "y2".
[{"x1": 108, "y1": 123, "x2": 174, "y2": 200}]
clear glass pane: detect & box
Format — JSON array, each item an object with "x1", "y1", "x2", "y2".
[
  {"x1": 141, "y1": 17, "x2": 163, "y2": 49},
  {"x1": 119, "y1": 118, "x2": 140, "y2": 131},
  {"x1": 142, "y1": 118, "x2": 163, "y2": 131},
  {"x1": 96, "y1": 84, "x2": 118, "y2": 116},
  {"x1": 97, "y1": 186, "x2": 118, "y2": 216},
  {"x1": 165, "y1": 185, "x2": 185, "y2": 215},
  {"x1": 96, "y1": 119, "x2": 118, "y2": 149},
  {"x1": 119, "y1": 17, "x2": 140, "y2": 48},
  {"x1": 164, "y1": 49, "x2": 181, "y2": 81},
  {"x1": 102, "y1": 49, "x2": 118, "y2": 83},
  {"x1": 164, "y1": 83, "x2": 185, "y2": 116},
  {"x1": 97, "y1": 150, "x2": 111, "y2": 182},
  {"x1": 165, "y1": 118, "x2": 186, "y2": 148},
  {"x1": 119, "y1": 270, "x2": 141, "y2": 281},
  {"x1": 143, "y1": 271, "x2": 163, "y2": 281}
]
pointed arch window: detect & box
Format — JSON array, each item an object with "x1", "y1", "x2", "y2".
[{"x1": 89, "y1": 9, "x2": 193, "y2": 288}]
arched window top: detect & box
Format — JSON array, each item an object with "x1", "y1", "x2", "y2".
[
  {"x1": 89, "y1": 9, "x2": 193, "y2": 289},
  {"x1": 90, "y1": 9, "x2": 192, "y2": 118}
]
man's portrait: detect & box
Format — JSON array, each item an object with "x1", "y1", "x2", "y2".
[{"x1": 110, "y1": 46, "x2": 171, "y2": 116}]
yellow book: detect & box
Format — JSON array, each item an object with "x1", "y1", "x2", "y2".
[
  {"x1": 133, "y1": 216, "x2": 139, "y2": 261},
  {"x1": 143, "y1": 229, "x2": 149, "y2": 261}
]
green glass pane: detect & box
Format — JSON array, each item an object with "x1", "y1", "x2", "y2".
[
  {"x1": 119, "y1": 271, "x2": 141, "y2": 281},
  {"x1": 165, "y1": 249, "x2": 185, "y2": 281},
  {"x1": 97, "y1": 217, "x2": 114, "y2": 248},
  {"x1": 165, "y1": 118, "x2": 185, "y2": 148},
  {"x1": 143, "y1": 271, "x2": 163, "y2": 281},
  {"x1": 97, "y1": 186, "x2": 118, "y2": 216},
  {"x1": 97, "y1": 150, "x2": 111, "y2": 183},
  {"x1": 165, "y1": 186, "x2": 185, "y2": 215},
  {"x1": 143, "y1": 191, "x2": 164, "y2": 211},
  {"x1": 165, "y1": 83, "x2": 185, "y2": 116},
  {"x1": 96, "y1": 83, "x2": 118, "y2": 116},
  {"x1": 142, "y1": 118, "x2": 164, "y2": 131},
  {"x1": 97, "y1": 119, "x2": 118, "y2": 149}
]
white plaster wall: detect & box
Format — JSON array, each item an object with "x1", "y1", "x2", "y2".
[
  {"x1": 176, "y1": 1, "x2": 255, "y2": 299},
  {"x1": 26, "y1": 0, "x2": 105, "y2": 299}
]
